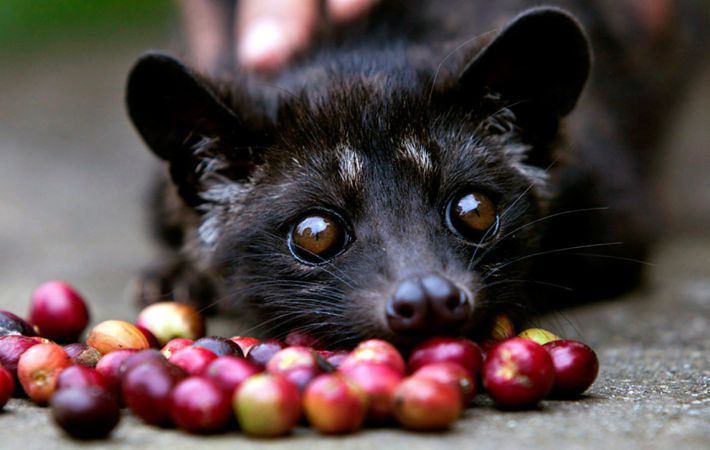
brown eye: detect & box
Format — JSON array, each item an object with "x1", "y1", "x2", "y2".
[
  {"x1": 446, "y1": 191, "x2": 499, "y2": 243},
  {"x1": 288, "y1": 212, "x2": 350, "y2": 264}
]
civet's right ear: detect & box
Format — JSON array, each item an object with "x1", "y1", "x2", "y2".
[{"x1": 458, "y1": 7, "x2": 591, "y2": 120}]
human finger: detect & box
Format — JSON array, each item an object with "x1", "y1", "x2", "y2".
[
  {"x1": 236, "y1": 0, "x2": 319, "y2": 72},
  {"x1": 327, "y1": 0, "x2": 379, "y2": 23}
]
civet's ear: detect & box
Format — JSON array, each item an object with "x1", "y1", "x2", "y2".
[
  {"x1": 126, "y1": 53, "x2": 263, "y2": 206},
  {"x1": 459, "y1": 7, "x2": 590, "y2": 122}
]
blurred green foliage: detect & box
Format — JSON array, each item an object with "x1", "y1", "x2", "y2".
[{"x1": 0, "y1": 0, "x2": 176, "y2": 50}]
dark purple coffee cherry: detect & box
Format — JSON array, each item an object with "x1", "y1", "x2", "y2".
[
  {"x1": 193, "y1": 336, "x2": 243, "y2": 357},
  {"x1": 50, "y1": 387, "x2": 120, "y2": 440},
  {"x1": 0, "y1": 310, "x2": 36, "y2": 337},
  {"x1": 246, "y1": 340, "x2": 286, "y2": 369},
  {"x1": 121, "y1": 359, "x2": 186, "y2": 425}
]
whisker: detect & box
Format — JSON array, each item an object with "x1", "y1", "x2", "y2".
[
  {"x1": 498, "y1": 206, "x2": 610, "y2": 245},
  {"x1": 473, "y1": 298, "x2": 537, "y2": 314},
  {"x1": 237, "y1": 311, "x2": 311, "y2": 337},
  {"x1": 196, "y1": 278, "x2": 348, "y2": 314},
  {"x1": 482, "y1": 242, "x2": 623, "y2": 281},
  {"x1": 466, "y1": 159, "x2": 564, "y2": 271},
  {"x1": 467, "y1": 216, "x2": 502, "y2": 271},
  {"x1": 536, "y1": 310, "x2": 584, "y2": 342},
  {"x1": 478, "y1": 278, "x2": 574, "y2": 293},
  {"x1": 499, "y1": 157, "x2": 560, "y2": 223},
  {"x1": 238, "y1": 304, "x2": 345, "y2": 338},
  {"x1": 468, "y1": 207, "x2": 614, "y2": 272},
  {"x1": 256, "y1": 230, "x2": 358, "y2": 290},
  {"x1": 564, "y1": 252, "x2": 655, "y2": 267}
]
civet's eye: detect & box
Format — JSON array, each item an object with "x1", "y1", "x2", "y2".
[
  {"x1": 446, "y1": 191, "x2": 499, "y2": 243},
  {"x1": 288, "y1": 212, "x2": 351, "y2": 264}
]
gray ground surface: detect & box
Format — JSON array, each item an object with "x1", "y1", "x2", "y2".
[{"x1": 0, "y1": 29, "x2": 708, "y2": 450}]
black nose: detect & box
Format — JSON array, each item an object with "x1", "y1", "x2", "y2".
[{"x1": 386, "y1": 274, "x2": 471, "y2": 335}]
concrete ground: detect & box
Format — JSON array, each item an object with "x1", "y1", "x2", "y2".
[{"x1": 0, "y1": 26, "x2": 708, "y2": 450}]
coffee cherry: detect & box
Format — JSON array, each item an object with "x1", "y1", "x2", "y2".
[
  {"x1": 193, "y1": 336, "x2": 243, "y2": 357},
  {"x1": 408, "y1": 337, "x2": 483, "y2": 378},
  {"x1": 63, "y1": 343, "x2": 102, "y2": 368},
  {"x1": 284, "y1": 330, "x2": 321, "y2": 348},
  {"x1": 481, "y1": 314, "x2": 517, "y2": 355},
  {"x1": 518, "y1": 328, "x2": 561, "y2": 346},
  {"x1": 160, "y1": 338, "x2": 193, "y2": 358},
  {"x1": 135, "y1": 302, "x2": 205, "y2": 345},
  {"x1": 266, "y1": 346, "x2": 327, "y2": 391},
  {"x1": 392, "y1": 377, "x2": 462, "y2": 430},
  {"x1": 229, "y1": 336, "x2": 260, "y2": 355},
  {"x1": 118, "y1": 349, "x2": 167, "y2": 378},
  {"x1": 17, "y1": 343, "x2": 71, "y2": 404},
  {"x1": 29, "y1": 281, "x2": 89, "y2": 342},
  {"x1": 339, "y1": 363, "x2": 403, "y2": 422},
  {"x1": 491, "y1": 314, "x2": 516, "y2": 340},
  {"x1": 169, "y1": 346, "x2": 218, "y2": 375},
  {"x1": 0, "y1": 310, "x2": 37, "y2": 337},
  {"x1": 204, "y1": 356, "x2": 261, "y2": 395},
  {"x1": 0, "y1": 365, "x2": 15, "y2": 409},
  {"x1": 0, "y1": 335, "x2": 40, "y2": 381},
  {"x1": 170, "y1": 376, "x2": 232, "y2": 433},
  {"x1": 233, "y1": 374, "x2": 301, "y2": 437},
  {"x1": 413, "y1": 361, "x2": 476, "y2": 404},
  {"x1": 86, "y1": 320, "x2": 150, "y2": 355},
  {"x1": 95, "y1": 349, "x2": 138, "y2": 401},
  {"x1": 544, "y1": 340, "x2": 599, "y2": 398},
  {"x1": 483, "y1": 338, "x2": 555, "y2": 408},
  {"x1": 56, "y1": 366, "x2": 108, "y2": 391},
  {"x1": 246, "y1": 339, "x2": 286, "y2": 369},
  {"x1": 303, "y1": 374, "x2": 367, "y2": 434},
  {"x1": 50, "y1": 387, "x2": 120, "y2": 440},
  {"x1": 339, "y1": 339, "x2": 406, "y2": 375},
  {"x1": 121, "y1": 359, "x2": 186, "y2": 425},
  {"x1": 323, "y1": 350, "x2": 349, "y2": 369},
  {"x1": 135, "y1": 325, "x2": 160, "y2": 349}
]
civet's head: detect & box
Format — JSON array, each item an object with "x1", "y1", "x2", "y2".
[{"x1": 127, "y1": 8, "x2": 589, "y2": 347}]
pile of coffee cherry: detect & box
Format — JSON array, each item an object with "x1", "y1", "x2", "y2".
[{"x1": 0, "y1": 281, "x2": 599, "y2": 439}]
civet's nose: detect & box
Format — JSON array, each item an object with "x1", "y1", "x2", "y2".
[{"x1": 385, "y1": 274, "x2": 471, "y2": 335}]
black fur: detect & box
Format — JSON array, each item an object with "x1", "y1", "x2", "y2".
[{"x1": 126, "y1": 0, "x2": 708, "y2": 347}]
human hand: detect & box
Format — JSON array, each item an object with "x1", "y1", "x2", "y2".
[
  {"x1": 238, "y1": 0, "x2": 379, "y2": 72},
  {"x1": 181, "y1": 0, "x2": 379, "y2": 73}
]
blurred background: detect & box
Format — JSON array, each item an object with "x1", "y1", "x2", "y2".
[
  {"x1": 0, "y1": 0, "x2": 179, "y2": 321},
  {"x1": 0, "y1": 3, "x2": 708, "y2": 446},
  {"x1": 0, "y1": 0, "x2": 708, "y2": 324}
]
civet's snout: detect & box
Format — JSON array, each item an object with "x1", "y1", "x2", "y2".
[{"x1": 385, "y1": 274, "x2": 472, "y2": 336}]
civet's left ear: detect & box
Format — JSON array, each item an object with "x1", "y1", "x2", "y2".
[
  {"x1": 126, "y1": 53, "x2": 268, "y2": 207},
  {"x1": 459, "y1": 7, "x2": 590, "y2": 123}
]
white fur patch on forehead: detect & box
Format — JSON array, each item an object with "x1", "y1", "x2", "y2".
[
  {"x1": 398, "y1": 138, "x2": 433, "y2": 174},
  {"x1": 337, "y1": 145, "x2": 364, "y2": 188}
]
